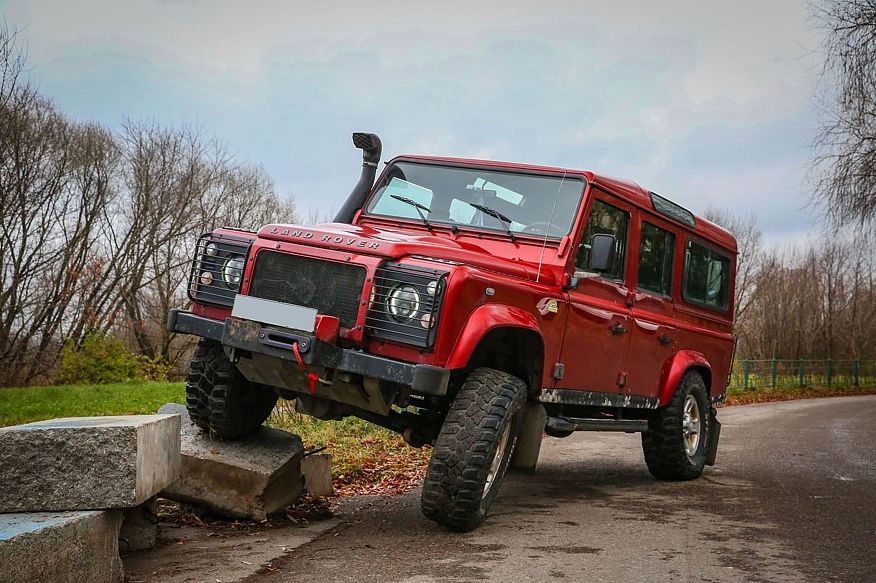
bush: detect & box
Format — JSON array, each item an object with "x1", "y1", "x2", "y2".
[
  {"x1": 137, "y1": 354, "x2": 173, "y2": 382},
  {"x1": 57, "y1": 334, "x2": 168, "y2": 385}
]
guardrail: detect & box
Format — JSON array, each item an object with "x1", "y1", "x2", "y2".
[{"x1": 728, "y1": 359, "x2": 876, "y2": 390}]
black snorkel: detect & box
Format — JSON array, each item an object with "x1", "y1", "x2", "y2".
[{"x1": 333, "y1": 132, "x2": 382, "y2": 223}]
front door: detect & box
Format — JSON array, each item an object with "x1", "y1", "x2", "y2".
[{"x1": 556, "y1": 194, "x2": 634, "y2": 395}]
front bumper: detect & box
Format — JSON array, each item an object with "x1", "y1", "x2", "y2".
[{"x1": 167, "y1": 309, "x2": 449, "y2": 396}]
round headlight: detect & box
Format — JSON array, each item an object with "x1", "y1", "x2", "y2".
[
  {"x1": 222, "y1": 255, "x2": 245, "y2": 288},
  {"x1": 387, "y1": 284, "x2": 420, "y2": 322}
]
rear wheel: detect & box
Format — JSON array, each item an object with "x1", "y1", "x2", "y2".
[
  {"x1": 641, "y1": 370, "x2": 710, "y2": 480},
  {"x1": 185, "y1": 339, "x2": 278, "y2": 440},
  {"x1": 420, "y1": 367, "x2": 526, "y2": 532}
]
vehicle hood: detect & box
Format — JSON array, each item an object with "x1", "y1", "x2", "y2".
[{"x1": 257, "y1": 222, "x2": 557, "y2": 285}]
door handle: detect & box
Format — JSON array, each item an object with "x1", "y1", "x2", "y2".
[
  {"x1": 610, "y1": 323, "x2": 628, "y2": 335},
  {"x1": 658, "y1": 333, "x2": 673, "y2": 345}
]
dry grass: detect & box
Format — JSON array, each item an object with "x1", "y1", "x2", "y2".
[{"x1": 267, "y1": 402, "x2": 431, "y2": 496}]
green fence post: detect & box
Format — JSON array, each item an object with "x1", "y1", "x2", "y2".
[
  {"x1": 798, "y1": 360, "x2": 804, "y2": 387},
  {"x1": 827, "y1": 360, "x2": 833, "y2": 387},
  {"x1": 854, "y1": 360, "x2": 860, "y2": 387},
  {"x1": 743, "y1": 360, "x2": 750, "y2": 390},
  {"x1": 771, "y1": 359, "x2": 777, "y2": 389}
]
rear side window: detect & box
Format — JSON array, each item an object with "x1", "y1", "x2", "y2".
[
  {"x1": 637, "y1": 222, "x2": 674, "y2": 296},
  {"x1": 683, "y1": 240, "x2": 731, "y2": 310},
  {"x1": 576, "y1": 199, "x2": 629, "y2": 281}
]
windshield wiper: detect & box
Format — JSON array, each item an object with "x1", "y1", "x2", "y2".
[
  {"x1": 467, "y1": 202, "x2": 517, "y2": 242},
  {"x1": 390, "y1": 195, "x2": 433, "y2": 232}
]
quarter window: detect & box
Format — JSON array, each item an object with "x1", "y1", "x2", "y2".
[
  {"x1": 576, "y1": 199, "x2": 628, "y2": 281},
  {"x1": 638, "y1": 222, "x2": 675, "y2": 296},
  {"x1": 683, "y1": 240, "x2": 731, "y2": 310}
]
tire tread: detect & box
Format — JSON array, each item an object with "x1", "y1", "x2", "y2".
[
  {"x1": 642, "y1": 370, "x2": 710, "y2": 480},
  {"x1": 421, "y1": 367, "x2": 526, "y2": 532},
  {"x1": 185, "y1": 339, "x2": 278, "y2": 440}
]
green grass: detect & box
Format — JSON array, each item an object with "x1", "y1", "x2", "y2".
[{"x1": 0, "y1": 381, "x2": 186, "y2": 427}]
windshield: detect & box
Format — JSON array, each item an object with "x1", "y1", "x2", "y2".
[{"x1": 365, "y1": 161, "x2": 585, "y2": 238}]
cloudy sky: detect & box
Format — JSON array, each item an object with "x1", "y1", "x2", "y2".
[{"x1": 2, "y1": 0, "x2": 825, "y2": 245}]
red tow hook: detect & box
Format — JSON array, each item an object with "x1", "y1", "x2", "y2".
[{"x1": 291, "y1": 341, "x2": 319, "y2": 394}]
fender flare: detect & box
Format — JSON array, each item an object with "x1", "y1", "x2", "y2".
[
  {"x1": 657, "y1": 350, "x2": 712, "y2": 406},
  {"x1": 445, "y1": 304, "x2": 544, "y2": 370}
]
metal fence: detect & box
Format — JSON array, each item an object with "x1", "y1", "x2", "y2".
[{"x1": 728, "y1": 359, "x2": 876, "y2": 390}]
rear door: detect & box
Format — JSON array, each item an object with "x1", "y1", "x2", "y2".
[
  {"x1": 624, "y1": 217, "x2": 679, "y2": 400},
  {"x1": 556, "y1": 191, "x2": 634, "y2": 394}
]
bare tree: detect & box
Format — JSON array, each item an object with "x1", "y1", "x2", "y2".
[
  {"x1": 703, "y1": 207, "x2": 876, "y2": 361},
  {"x1": 813, "y1": 0, "x2": 876, "y2": 228},
  {"x1": 0, "y1": 22, "x2": 302, "y2": 384}
]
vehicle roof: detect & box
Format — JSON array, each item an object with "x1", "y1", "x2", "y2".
[{"x1": 394, "y1": 155, "x2": 738, "y2": 254}]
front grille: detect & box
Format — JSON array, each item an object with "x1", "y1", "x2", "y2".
[{"x1": 249, "y1": 251, "x2": 366, "y2": 328}]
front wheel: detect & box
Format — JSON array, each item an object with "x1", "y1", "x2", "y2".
[
  {"x1": 641, "y1": 370, "x2": 710, "y2": 480},
  {"x1": 185, "y1": 339, "x2": 279, "y2": 440},
  {"x1": 420, "y1": 367, "x2": 526, "y2": 532}
]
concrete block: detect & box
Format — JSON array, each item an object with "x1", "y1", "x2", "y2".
[
  {"x1": 0, "y1": 510, "x2": 124, "y2": 583},
  {"x1": 119, "y1": 498, "x2": 158, "y2": 552},
  {"x1": 0, "y1": 415, "x2": 181, "y2": 513},
  {"x1": 301, "y1": 453, "x2": 333, "y2": 496},
  {"x1": 159, "y1": 403, "x2": 305, "y2": 520},
  {"x1": 510, "y1": 401, "x2": 547, "y2": 473}
]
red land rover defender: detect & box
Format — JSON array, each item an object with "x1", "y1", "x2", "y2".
[{"x1": 169, "y1": 133, "x2": 737, "y2": 531}]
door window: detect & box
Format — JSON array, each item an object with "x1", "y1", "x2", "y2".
[
  {"x1": 575, "y1": 199, "x2": 629, "y2": 281},
  {"x1": 637, "y1": 222, "x2": 675, "y2": 296}
]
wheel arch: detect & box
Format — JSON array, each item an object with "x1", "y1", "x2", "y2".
[
  {"x1": 658, "y1": 350, "x2": 712, "y2": 406},
  {"x1": 444, "y1": 304, "x2": 545, "y2": 397}
]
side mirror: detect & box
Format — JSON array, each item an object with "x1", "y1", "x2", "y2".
[{"x1": 589, "y1": 233, "x2": 616, "y2": 272}]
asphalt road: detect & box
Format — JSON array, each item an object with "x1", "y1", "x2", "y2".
[{"x1": 246, "y1": 396, "x2": 876, "y2": 583}]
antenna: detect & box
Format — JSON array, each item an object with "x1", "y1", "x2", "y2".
[{"x1": 535, "y1": 170, "x2": 567, "y2": 283}]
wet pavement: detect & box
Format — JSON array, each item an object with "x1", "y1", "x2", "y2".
[{"x1": 245, "y1": 395, "x2": 876, "y2": 583}]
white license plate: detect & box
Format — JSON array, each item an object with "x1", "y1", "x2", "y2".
[{"x1": 231, "y1": 295, "x2": 317, "y2": 333}]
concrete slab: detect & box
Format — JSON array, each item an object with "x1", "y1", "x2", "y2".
[
  {"x1": 0, "y1": 510, "x2": 124, "y2": 583},
  {"x1": 0, "y1": 415, "x2": 181, "y2": 513},
  {"x1": 301, "y1": 453, "x2": 333, "y2": 496},
  {"x1": 159, "y1": 403, "x2": 304, "y2": 520}
]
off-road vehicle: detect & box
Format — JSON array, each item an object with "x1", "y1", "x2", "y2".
[{"x1": 169, "y1": 132, "x2": 737, "y2": 531}]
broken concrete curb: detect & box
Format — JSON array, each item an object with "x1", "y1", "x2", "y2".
[
  {"x1": 158, "y1": 403, "x2": 305, "y2": 520},
  {"x1": 0, "y1": 415, "x2": 181, "y2": 513},
  {"x1": 0, "y1": 510, "x2": 124, "y2": 583}
]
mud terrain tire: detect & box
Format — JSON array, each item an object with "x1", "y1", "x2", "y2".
[
  {"x1": 642, "y1": 370, "x2": 710, "y2": 480},
  {"x1": 185, "y1": 339, "x2": 278, "y2": 440},
  {"x1": 421, "y1": 367, "x2": 526, "y2": 532}
]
